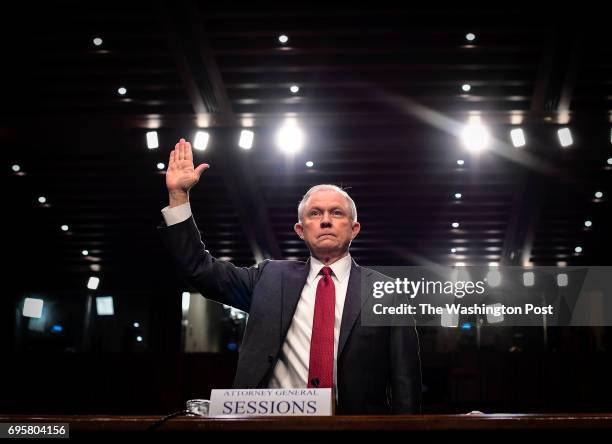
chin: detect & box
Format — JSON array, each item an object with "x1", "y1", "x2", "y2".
[
  {"x1": 317, "y1": 240, "x2": 339, "y2": 248},
  {"x1": 314, "y1": 244, "x2": 342, "y2": 255}
]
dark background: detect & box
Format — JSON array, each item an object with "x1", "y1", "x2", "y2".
[{"x1": 1, "y1": 2, "x2": 611, "y2": 415}]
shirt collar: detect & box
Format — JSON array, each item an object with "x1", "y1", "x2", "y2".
[{"x1": 307, "y1": 253, "x2": 352, "y2": 285}]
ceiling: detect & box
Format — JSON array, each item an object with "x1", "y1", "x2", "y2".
[{"x1": 4, "y1": 2, "x2": 611, "y2": 299}]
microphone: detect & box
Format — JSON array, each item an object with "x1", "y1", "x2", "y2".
[{"x1": 310, "y1": 378, "x2": 320, "y2": 388}]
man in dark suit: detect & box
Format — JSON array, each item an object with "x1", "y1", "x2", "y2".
[{"x1": 159, "y1": 138, "x2": 422, "y2": 414}]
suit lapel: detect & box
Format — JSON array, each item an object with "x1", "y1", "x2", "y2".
[
  {"x1": 338, "y1": 260, "x2": 363, "y2": 357},
  {"x1": 280, "y1": 259, "x2": 310, "y2": 342}
]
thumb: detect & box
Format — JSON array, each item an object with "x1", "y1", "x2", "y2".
[{"x1": 194, "y1": 163, "x2": 210, "y2": 179}]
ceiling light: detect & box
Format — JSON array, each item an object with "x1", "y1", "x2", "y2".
[
  {"x1": 239, "y1": 130, "x2": 254, "y2": 149},
  {"x1": 193, "y1": 131, "x2": 210, "y2": 151},
  {"x1": 276, "y1": 119, "x2": 305, "y2": 153},
  {"x1": 557, "y1": 128, "x2": 573, "y2": 147},
  {"x1": 510, "y1": 128, "x2": 526, "y2": 147},
  {"x1": 461, "y1": 122, "x2": 490, "y2": 152},
  {"x1": 146, "y1": 131, "x2": 159, "y2": 149},
  {"x1": 88, "y1": 277, "x2": 100, "y2": 290}
]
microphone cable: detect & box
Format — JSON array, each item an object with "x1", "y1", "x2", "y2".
[{"x1": 146, "y1": 409, "x2": 187, "y2": 431}]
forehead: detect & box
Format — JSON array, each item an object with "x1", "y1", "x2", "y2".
[{"x1": 305, "y1": 189, "x2": 349, "y2": 209}]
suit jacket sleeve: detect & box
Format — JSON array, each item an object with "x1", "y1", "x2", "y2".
[
  {"x1": 389, "y1": 322, "x2": 423, "y2": 414},
  {"x1": 158, "y1": 216, "x2": 267, "y2": 313}
]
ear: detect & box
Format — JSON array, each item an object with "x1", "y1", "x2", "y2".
[
  {"x1": 351, "y1": 221, "x2": 361, "y2": 240},
  {"x1": 294, "y1": 222, "x2": 304, "y2": 240}
]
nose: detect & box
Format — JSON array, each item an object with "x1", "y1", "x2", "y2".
[{"x1": 320, "y1": 211, "x2": 332, "y2": 227}]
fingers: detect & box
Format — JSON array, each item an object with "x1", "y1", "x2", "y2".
[
  {"x1": 173, "y1": 138, "x2": 198, "y2": 167},
  {"x1": 173, "y1": 142, "x2": 180, "y2": 165},
  {"x1": 179, "y1": 138, "x2": 185, "y2": 161},
  {"x1": 168, "y1": 150, "x2": 174, "y2": 167},
  {"x1": 185, "y1": 141, "x2": 193, "y2": 162}
]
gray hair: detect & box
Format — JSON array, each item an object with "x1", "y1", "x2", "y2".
[{"x1": 297, "y1": 184, "x2": 357, "y2": 223}]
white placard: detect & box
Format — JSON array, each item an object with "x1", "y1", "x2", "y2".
[{"x1": 209, "y1": 388, "x2": 333, "y2": 416}]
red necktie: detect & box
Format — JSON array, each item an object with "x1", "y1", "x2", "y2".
[{"x1": 307, "y1": 266, "x2": 336, "y2": 388}]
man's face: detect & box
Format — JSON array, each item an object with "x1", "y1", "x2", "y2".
[{"x1": 294, "y1": 189, "x2": 360, "y2": 259}]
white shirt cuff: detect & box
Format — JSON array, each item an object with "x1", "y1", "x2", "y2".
[{"x1": 161, "y1": 202, "x2": 192, "y2": 226}]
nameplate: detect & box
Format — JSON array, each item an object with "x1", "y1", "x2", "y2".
[{"x1": 209, "y1": 388, "x2": 333, "y2": 416}]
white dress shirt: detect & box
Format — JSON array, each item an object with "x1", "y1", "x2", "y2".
[
  {"x1": 268, "y1": 254, "x2": 351, "y2": 390},
  {"x1": 161, "y1": 202, "x2": 192, "y2": 226},
  {"x1": 161, "y1": 203, "x2": 352, "y2": 390}
]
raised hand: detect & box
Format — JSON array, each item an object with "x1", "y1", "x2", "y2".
[{"x1": 165, "y1": 138, "x2": 209, "y2": 207}]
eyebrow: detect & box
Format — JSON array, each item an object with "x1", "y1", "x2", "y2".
[{"x1": 308, "y1": 206, "x2": 345, "y2": 212}]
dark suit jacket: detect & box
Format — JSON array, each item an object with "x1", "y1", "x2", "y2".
[{"x1": 159, "y1": 216, "x2": 422, "y2": 414}]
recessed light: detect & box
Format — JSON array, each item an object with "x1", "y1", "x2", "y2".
[
  {"x1": 461, "y1": 122, "x2": 490, "y2": 152},
  {"x1": 510, "y1": 128, "x2": 526, "y2": 147},
  {"x1": 193, "y1": 131, "x2": 210, "y2": 151},
  {"x1": 146, "y1": 131, "x2": 159, "y2": 149},
  {"x1": 88, "y1": 277, "x2": 100, "y2": 290},
  {"x1": 557, "y1": 128, "x2": 573, "y2": 147},
  {"x1": 239, "y1": 130, "x2": 254, "y2": 149}
]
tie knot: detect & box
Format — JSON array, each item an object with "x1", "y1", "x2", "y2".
[{"x1": 320, "y1": 266, "x2": 332, "y2": 277}]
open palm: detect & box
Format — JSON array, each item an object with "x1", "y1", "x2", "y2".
[{"x1": 166, "y1": 138, "x2": 209, "y2": 194}]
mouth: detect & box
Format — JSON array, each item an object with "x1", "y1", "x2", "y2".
[{"x1": 318, "y1": 233, "x2": 335, "y2": 238}]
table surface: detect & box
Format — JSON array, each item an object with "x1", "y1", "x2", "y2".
[{"x1": 2, "y1": 414, "x2": 612, "y2": 431}]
